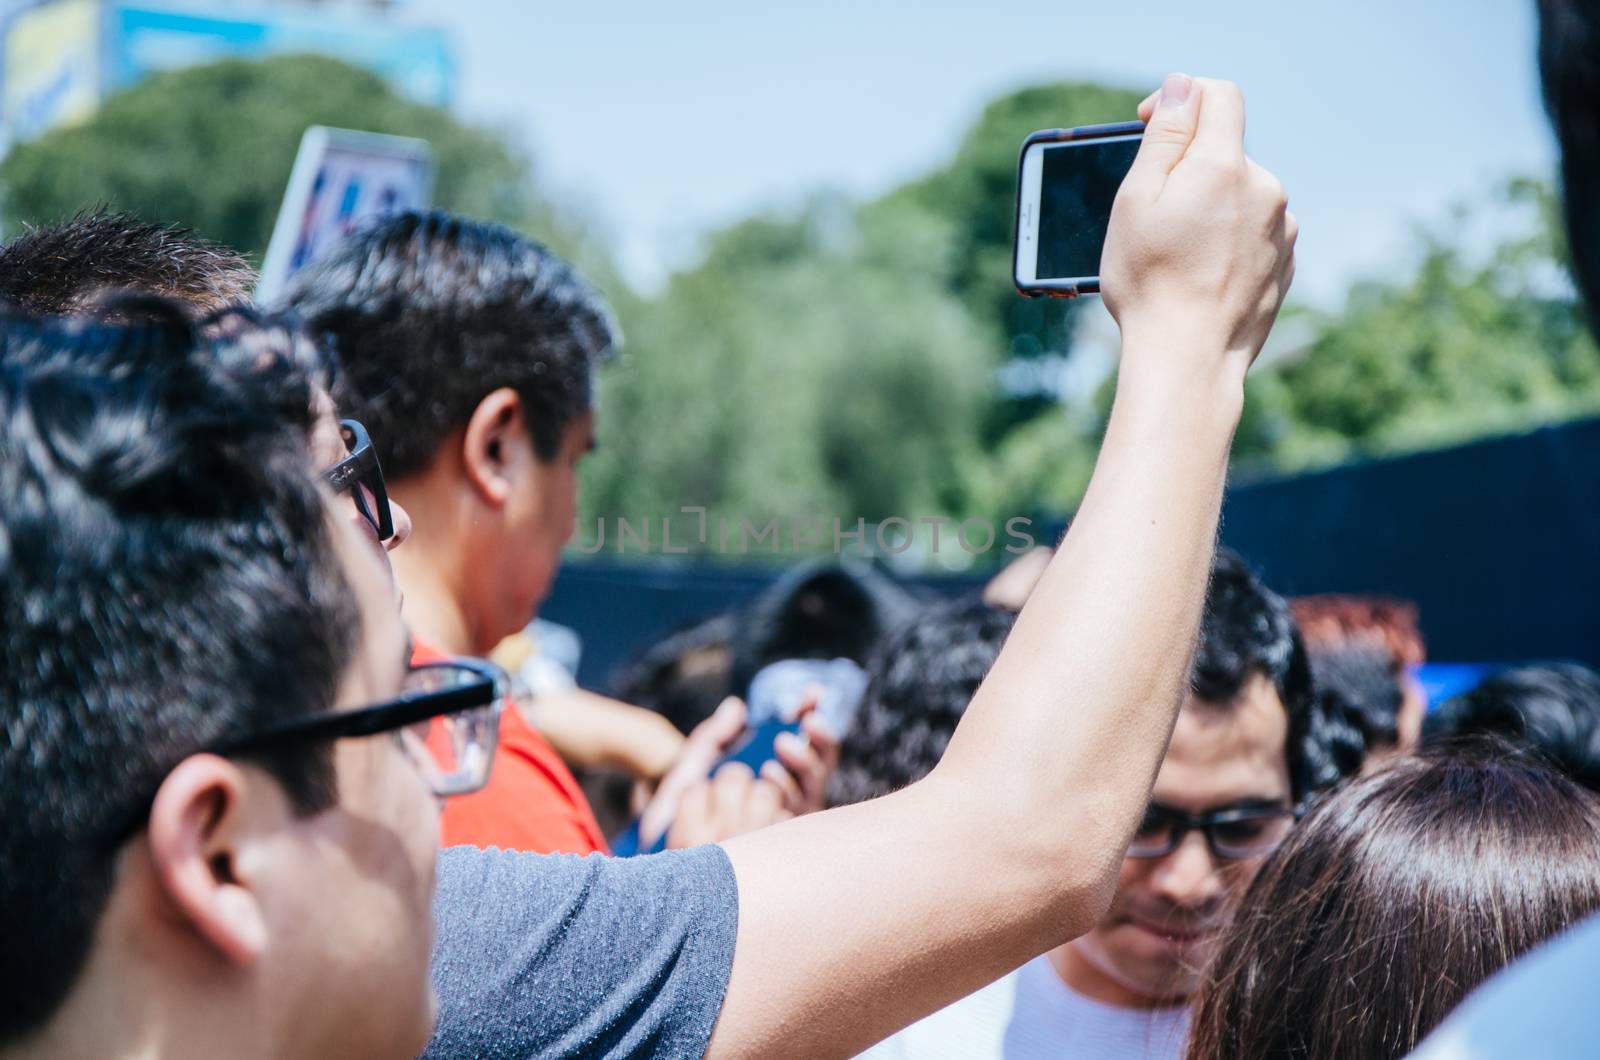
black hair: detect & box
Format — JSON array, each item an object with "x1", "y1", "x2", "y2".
[
  {"x1": 1198, "y1": 548, "x2": 1362, "y2": 801},
  {"x1": 610, "y1": 563, "x2": 922, "y2": 738},
  {"x1": 828, "y1": 596, "x2": 1015, "y2": 806},
  {"x1": 0, "y1": 304, "x2": 358, "y2": 1042},
  {"x1": 280, "y1": 209, "x2": 618, "y2": 479},
  {"x1": 1539, "y1": 0, "x2": 1600, "y2": 318},
  {"x1": 1306, "y1": 642, "x2": 1405, "y2": 754},
  {"x1": 0, "y1": 208, "x2": 256, "y2": 316},
  {"x1": 730, "y1": 562, "x2": 922, "y2": 698},
  {"x1": 1423, "y1": 662, "x2": 1600, "y2": 792}
]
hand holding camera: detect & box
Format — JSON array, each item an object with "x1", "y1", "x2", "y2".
[{"x1": 1103, "y1": 74, "x2": 1298, "y2": 387}]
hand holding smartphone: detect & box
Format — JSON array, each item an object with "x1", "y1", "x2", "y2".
[{"x1": 1013, "y1": 120, "x2": 1144, "y2": 298}]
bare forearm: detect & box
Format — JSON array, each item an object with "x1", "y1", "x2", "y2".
[
  {"x1": 522, "y1": 689, "x2": 684, "y2": 779},
  {"x1": 710, "y1": 75, "x2": 1293, "y2": 1059},
  {"x1": 934, "y1": 351, "x2": 1242, "y2": 918}
]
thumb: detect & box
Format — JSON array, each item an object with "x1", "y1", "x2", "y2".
[
  {"x1": 694, "y1": 696, "x2": 748, "y2": 756},
  {"x1": 1128, "y1": 73, "x2": 1199, "y2": 183}
]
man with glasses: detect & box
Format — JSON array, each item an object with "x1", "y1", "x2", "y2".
[
  {"x1": 0, "y1": 306, "x2": 496, "y2": 1058},
  {"x1": 861, "y1": 548, "x2": 1360, "y2": 1059}
]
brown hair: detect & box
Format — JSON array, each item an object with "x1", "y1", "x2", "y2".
[
  {"x1": 1289, "y1": 594, "x2": 1425, "y2": 669},
  {"x1": 1186, "y1": 743, "x2": 1600, "y2": 1060}
]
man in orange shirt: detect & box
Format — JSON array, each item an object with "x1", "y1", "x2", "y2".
[
  {"x1": 284, "y1": 211, "x2": 833, "y2": 853},
  {"x1": 281, "y1": 212, "x2": 623, "y2": 853}
]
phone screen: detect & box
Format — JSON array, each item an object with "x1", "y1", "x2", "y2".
[{"x1": 1034, "y1": 137, "x2": 1140, "y2": 281}]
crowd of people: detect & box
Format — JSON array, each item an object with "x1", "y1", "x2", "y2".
[{"x1": 1, "y1": 3, "x2": 1598, "y2": 1057}]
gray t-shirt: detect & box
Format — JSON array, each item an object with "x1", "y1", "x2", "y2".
[{"x1": 424, "y1": 843, "x2": 740, "y2": 1059}]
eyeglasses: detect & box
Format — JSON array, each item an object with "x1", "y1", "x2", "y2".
[
  {"x1": 323, "y1": 419, "x2": 395, "y2": 542},
  {"x1": 1127, "y1": 802, "x2": 1302, "y2": 861},
  {"x1": 214, "y1": 658, "x2": 506, "y2": 798}
]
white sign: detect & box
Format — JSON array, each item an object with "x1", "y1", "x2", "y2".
[{"x1": 257, "y1": 126, "x2": 434, "y2": 303}]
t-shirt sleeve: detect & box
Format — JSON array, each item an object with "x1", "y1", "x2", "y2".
[{"x1": 423, "y1": 843, "x2": 740, "y2": 1059}]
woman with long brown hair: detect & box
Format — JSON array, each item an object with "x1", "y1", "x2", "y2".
[{"x1": 1187, "y1": 742, "x2": 1600, "y2": 1060}]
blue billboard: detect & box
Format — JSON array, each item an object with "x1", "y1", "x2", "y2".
[{"x1": 108, "y1": 4, "x2": 454, "y2": 107}]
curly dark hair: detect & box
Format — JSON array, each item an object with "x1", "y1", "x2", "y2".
[
  {"x1": 828, "y1": 596, "x2": 1015, "y2": 806},
  {"x1": 0, "y1": 302, "x2": 356, "y2": 1042},
  {"x1": 1197, "y1": 549, "x2": 1362, "y2": 800}
]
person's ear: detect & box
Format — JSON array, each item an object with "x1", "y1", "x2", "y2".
[
  {"x1": 461, "y1": 387, "x2": 528, "y2": 507},
  {"x1": 145, "y1": 754, "x2": 272, "y2": 966}
]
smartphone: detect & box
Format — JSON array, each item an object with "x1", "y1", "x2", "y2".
[
  {"x1": 1013, "y1": 121, "x2": 1144, "y2": 298},
  {"x1": 708, "y1": 657, "x2": 867, "y2": 777},
  {"x1": 609, "y1": 658, "x2": 868, "y2": 857}
]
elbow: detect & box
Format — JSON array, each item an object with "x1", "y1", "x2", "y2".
[{"x1": 1016, "y1": 785, "x2": 1132, "y2": 941}]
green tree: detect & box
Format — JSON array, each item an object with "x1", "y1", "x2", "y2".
[
  {"x1": 580, "y1": 82, "x2": 1145, "y2": 558},
  {"x1": 0, "y1": 54, "x2": 609, "y2": 281},
  {"x1": 1239, "y1": 178, "x2": 1600, "y2": 472},
  {"x1": 581, "y1": 197, "x2": 996, "y2": 558}
]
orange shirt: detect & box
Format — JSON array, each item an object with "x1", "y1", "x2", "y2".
[{"x1": 413, "y1": 637, "x2": 609, "y2": 855}]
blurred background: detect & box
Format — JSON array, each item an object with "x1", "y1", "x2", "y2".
[{"x1": 2, "y1": 0, "x2": 1592, "y2": 683}]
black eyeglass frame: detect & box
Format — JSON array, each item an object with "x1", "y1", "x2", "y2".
[
  {"x1": 1127, "y1": 801, "x2": 1305, "y2": 861},
  {"x1": 211, "y1": 658, "x2": 504, "y2": 758},
  {"x1": 323, "y1": 418, "x2": 395, "y2": 542}
]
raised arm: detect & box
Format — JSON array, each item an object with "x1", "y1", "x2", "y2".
[{"x1": 709, "y1": 74, "x2": 1297, "y2": 1058}]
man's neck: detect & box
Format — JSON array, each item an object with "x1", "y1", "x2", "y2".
[
  {"x1": 387, "y1": 478, "x2": 489, "y2": 656},
  {"x1": 393, "y1": 542, "x2": 477, "y2": 656},
  {"x1": 1047, "y1": 941, "x2": 1187, "y2": 1012}
]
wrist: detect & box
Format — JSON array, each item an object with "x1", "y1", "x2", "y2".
[
  {"x1": 1114, "y1": 327, "x2": 1248, "y2": 435},
  {"x1": 1113, "y1": 352, "x2": 1248, "y2": 448}
]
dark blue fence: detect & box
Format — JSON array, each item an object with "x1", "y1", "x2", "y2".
[
  {"x1": 545, "y1": 416, "x2": 1600, "y2": 690},
  {"x1": 1215, "y1": 415, "x2": 1600, "y2": 667}
]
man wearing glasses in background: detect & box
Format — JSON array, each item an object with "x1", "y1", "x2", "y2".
[
  {"x1": 862, "y1": 549, "x2": 1360, "y2": 1060},
  {"x1": 0, "y1": 306, "x2": 497, "y2": 1059}
]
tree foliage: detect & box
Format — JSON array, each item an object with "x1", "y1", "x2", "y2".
[
  {"x1": 583, "y1": 82, "x2": 1147, "y2": 555},
  {"x1": 0, "y1": 54, "x2": 604, "y2": 275},
  {"x1": 3, "y1": 58, "x2": 1594, "y2": 566},
  {"x1": 1236, "y1": 178, "x2": 1600, "y2": 471}
]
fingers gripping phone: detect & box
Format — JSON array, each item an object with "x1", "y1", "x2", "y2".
[{"x1": 1013, "y1": 120, "x2": 1144, "y2": 298}]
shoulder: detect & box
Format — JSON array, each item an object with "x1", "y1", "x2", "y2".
[{"x1": 426, "y1": 845, "x2": 740, "y2": 1059}]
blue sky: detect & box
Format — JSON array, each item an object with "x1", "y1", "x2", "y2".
[{"x1": 407, "y1": 0, "x2": 1553, "y2": 306}]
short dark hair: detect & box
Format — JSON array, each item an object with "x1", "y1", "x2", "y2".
[
  {"x1": 828, "y1": 596, "x2": 1015, "y2": 806},
  {"x1": 0, "y1": 209, "x2": 255, "y2": 316},
  {"x1": 1540, "y1": 0, "x2": 1600, "y2": 318},
  {"x1": 730, "y1": 563, "x2": 922, "y2": 697},
  {"x1": 280, "y1": 210, "x2": 618, "y2": 479},
  {"x1": 0, "y1": 305, "x2": 358, "y2": 1042},
  {"x1": 1195, "y1": 548, "x2": 1362, "y2": 801},
  {"x1": 1423, "y1": 662, "x2": 1600, "y2": 792},
  {"x1": 1187, "y1": 743, "x2": 1600, "y2": 1060}
]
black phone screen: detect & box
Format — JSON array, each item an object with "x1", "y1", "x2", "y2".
[{"x1": 1036, "y1": 138, "x2": 1141, "y2": 280}]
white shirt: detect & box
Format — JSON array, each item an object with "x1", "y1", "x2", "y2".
[{"x1": 859, "y1": 954, "x2": 1191, "y2": 1060}]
